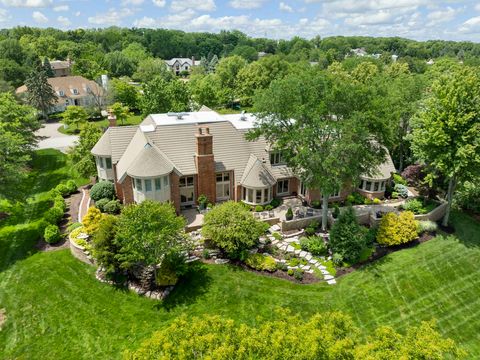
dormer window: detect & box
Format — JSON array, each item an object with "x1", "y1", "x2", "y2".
[
  {"x1": 270, "y1": 151, "x2": 286, "y2": 165},
  {"x1": 58, "y1": 90, "x2": 64, "y2": 96},
  {"x1": 72, "y1": 88, "x2": 79, "y2": 95}
]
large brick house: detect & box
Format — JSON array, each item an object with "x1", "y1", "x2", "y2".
[{"x1": 91, "y1": 108, "x2": 396, "y2": 212}]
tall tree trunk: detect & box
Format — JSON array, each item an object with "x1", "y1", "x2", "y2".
[
  {"x1": 442, "y1": 176, "x2": 456, "y2": 227},
  {"x1": 322, "y1": 195, "x2": 329, "y2": 232}
]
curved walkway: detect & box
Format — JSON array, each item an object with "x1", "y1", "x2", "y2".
[
  {"x1": 77, "y1": 188, "x2": 91, "y2": 223},
  {"x1": 35, "y1": 122, "x2": 78, "y2": 153}
]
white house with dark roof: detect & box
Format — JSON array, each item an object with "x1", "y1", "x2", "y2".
[
  {"x1": 165, "y1": 58, "x2": 201, "y2": 75},
  {"x1": 91, "y1": 108, "x2": 396, "y2": 212}
]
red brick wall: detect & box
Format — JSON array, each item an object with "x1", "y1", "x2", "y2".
[
  {"x1": 113, "y1": 165, "x2": 124, "y2": 201},
  {"x1": 195, "y1": 127, "x2": 216, "y2": 204},
  {"x1": 122, "y1": 176, "x2": 134, "y2": 204}
]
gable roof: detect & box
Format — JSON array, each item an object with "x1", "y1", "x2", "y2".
[
  {"x1": 126, "y1": 144, "x2": 175, "y2": 179},
  {"x1": 16, "y1": 75, "x2": 103, "y2": 99},
  {"x1": 240, "y1": 154, "x2": 276, "y2": 189},
  {"x1": 92, "y1": 109, "x2": 395, "y2": 186}
]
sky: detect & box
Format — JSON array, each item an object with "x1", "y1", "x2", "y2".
[{"x1": 0, "y1": 0, "x2": 480, "y2": 42}]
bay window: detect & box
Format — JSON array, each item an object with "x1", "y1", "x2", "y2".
[
  {"x1": 132, "y1": 175, "x2": 170, "y2": 203},
  {"x1": 242, "y1": 186, "x2": 272, "y2": 205}
]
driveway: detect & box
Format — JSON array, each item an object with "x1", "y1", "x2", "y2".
[{"x1": 36, "y1": 122, "x2": 78, "y2": 152}]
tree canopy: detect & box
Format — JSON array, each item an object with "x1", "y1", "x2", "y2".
[
  {"x1": 248, "y1": 68, "x2": 389, "y2": 230},
  {"x1": 0, "y1": 93, "x2": 40, "y2": 199},
  {"x1": 411, "y1": 66, "x2": 480, "y2": 226}
]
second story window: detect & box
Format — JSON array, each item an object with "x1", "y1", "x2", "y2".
[{"x1": 270, "y1": 151, "x2": 286, "y2": 165}]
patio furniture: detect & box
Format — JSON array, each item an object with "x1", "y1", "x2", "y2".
[
  {"x1": 262, "y1": 212, "x2": 268, "y2": 218},
  {"x1": 306, "y1": 209, "x2": 314, "y2": 217},
  {"x1": 269, "y1": 210, "x2": 274, "y2": 218}
]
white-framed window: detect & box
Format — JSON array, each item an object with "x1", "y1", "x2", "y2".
[
  {"x1": 216, "y1": 172, "x2": 230, "y2": 200},
  {"x1": 72, "y1": 88, "x2": 79, "y2": 95},
  {"x1": 321, "y1": 188, "x2": 340, "y2": 199},
  {"x1": 359, "y1": 179, "x2": 387, "y2": 192},
  {"x1": 299, "y1": 181, "x2": 307, "y2": 197},
  {"x1": 145, "y1": 179, "x2": 152, "y2": 192},
  {"x1": 269, "y1": 151, "x2": 286, "y2": 165},
  {"x1": 277, "y1": 179, "x2": 289, "y2": 195},
  {"x1": 59, "y1": 90, "x2": 64, "y2": 96},
  {"x1": 132, "y1": 176, "x2": 171, "y2": 203},
  {"x1": 179, "y1": 176, "x2": 195, "y2": 205},
  {"x1": 242, "y1": 186, "x2": 272, "y2": 205},
  {"x1": 105, "y1": 157, "x2": 112, "y2": 169}
]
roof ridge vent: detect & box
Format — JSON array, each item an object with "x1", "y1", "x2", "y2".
[{"x1": 167, "y1": 112, "x2": 189, "y2": 120}]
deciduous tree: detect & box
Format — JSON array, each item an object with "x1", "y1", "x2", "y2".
[
  {"x1": 0, "y1": 93, "x2": 40, "y2": 199},
  {"x1": 411, "y1": 66, "x2": 480, "y2": 226},
  {"x1": 249, "y1": 69, "x2": 389, "y2": 230},
  {"x1": 61, "y1": 105, "x2": 88, "y2": 130},
  {"x1": 68, "y1": 122, "x2": 102, "y2": 177}
]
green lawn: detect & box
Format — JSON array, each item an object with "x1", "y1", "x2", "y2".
[
  {"x1": 58, "y1": 114, "x2": 144, "y2": 135},
  {"x1": 0, "y1": 149, "x2": 88, "y2": 272},
  {"x1": 1, "y1": 150, "x2": 480, "y2": 359}
]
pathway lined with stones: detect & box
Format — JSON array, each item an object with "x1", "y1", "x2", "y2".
[{"x1": 266, "y1": 226, "x2": 336, "y2": 285}]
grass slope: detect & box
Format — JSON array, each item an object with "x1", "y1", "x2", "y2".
[
  {"x1": 0, "y1": 149, "x2": 88, "y2": 271},
  {"x1": 0, "y1": 213, "x2": 479, "y2": 359}
]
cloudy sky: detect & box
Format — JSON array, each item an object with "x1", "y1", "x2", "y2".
[{"x1": 1, "y1": 0, "x2": 480, "y2": 41}]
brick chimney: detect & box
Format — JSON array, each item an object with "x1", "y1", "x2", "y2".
[
  {"x1": 107, "y1": 109, "x2": 117, "y2": 127},
  {"x1": 195, "y1": 126, "x2": 216, "y2": 204}
]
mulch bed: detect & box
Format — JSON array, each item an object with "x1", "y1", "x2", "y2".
[{"x1": 336, "y1": 231, "x2": 436, "y2": 277}]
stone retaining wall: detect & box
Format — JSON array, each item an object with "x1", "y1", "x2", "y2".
[
  {"x1": 69, "y1": 233, "x2": 95, "y2": 266},
  {"x1": 281, "y1": 215, "x2": 322, "y2": 232}
]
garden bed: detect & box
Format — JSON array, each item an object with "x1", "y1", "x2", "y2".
[
  {"x1": 335, "y1": 231, "x2": 437, "y2": 277},
  {"x1": 234, "y1": 260, "x2": 320, "y2": 284}
]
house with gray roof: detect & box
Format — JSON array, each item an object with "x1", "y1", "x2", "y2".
[
  {"x1": 165, "y1": 57, "x2": 201, "y2": 75},
  {"x1": 91, "y1": 109, "x2": 395, "y2": 212}
]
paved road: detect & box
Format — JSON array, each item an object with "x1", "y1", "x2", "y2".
[{"x1": 36, "y1": 122, "x2": 78, "y2": 152}]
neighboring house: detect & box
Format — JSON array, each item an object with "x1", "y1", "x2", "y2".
[
  {"x1": 350, "y1": 48, "x2": 368, "y2": 57},
  {"x1": 49, "y1": 59, "x2": 72, "y2": 77},
  {"x1": 92, "y1": 109, "x2": 396, "y2": 213},
  {"x1": 165, "y1": 57, "x2": 201, "y2": 75},
  {"x1": 16, "y1": 75, "x2": 105, "y2": 113}
]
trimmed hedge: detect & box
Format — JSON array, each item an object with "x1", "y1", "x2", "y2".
[
  {"x1": 44, "y1": 224, "x2": 61, "y2": 244},
  {"x1": 90, "y1": 181, "x2": 116, "y2": 202}
]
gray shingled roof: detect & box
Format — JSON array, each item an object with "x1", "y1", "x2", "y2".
[
  {"x1": 92, "y1": 110, "x2": 395, "y2": 186},
  {"x1": 91, "y1": 126, "x2": 138, "y2": 162},
  {"x1": 126, "y1": 144, "x2": 174, "y2": 179},
  {"x1": 361, "y1": 152, "x2": 396, "y2": 180},
  {"x1": 240, "y1": 154, "x2": 276, "y2": 188}
]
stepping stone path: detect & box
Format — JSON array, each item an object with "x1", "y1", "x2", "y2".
[{"x1": 269, "y1": 233, "x2": 337, "y2": 285}]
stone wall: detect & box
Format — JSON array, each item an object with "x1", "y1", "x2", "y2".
[
  {"x1": 281, "y1": 214, "x2": 322, "y2": 232},
  {"x1": 414, "y1": 202, "x2": 448, "y2": 222},
  {"x1": 69, "y1": 233, "x2": 95, "y2": 266}
]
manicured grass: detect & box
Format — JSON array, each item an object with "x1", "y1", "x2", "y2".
[
  {"x1": 0, "y1": 212, "x2": 479, "y2": 359},
  {"x1": 58, "y1": 114, "x2": 144, "y2": 135},
  {"x1": 0, "y1": 149, "x2": 88, "y2": 272},
  {"x1": 1, "y1": 150, "x2": 480, "y2": 358}
]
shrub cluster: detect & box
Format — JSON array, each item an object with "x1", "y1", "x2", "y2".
[
  {"x1": 417, "y1": 220, "x2": 438, "y2": 234},
  {"x1": 304, "y1": 220, "x2": 319, "y2": 236},
  {"x1": 52, "y1": 180, "x2": 77, "y2": 197},
  {"x1": 299, "y1": 236, "x2": 327, "y2": 256},
  {"x1": 345, "y1": 192, "x2": 366, "y2": 205},
  {"x1": 402, "y1": 198, "x2": 427, "y2": 214},
  {"x1": 96, "y1": 198, "x2": 122, "y2": 214},
  {"x1": 126, "y1": 312, "x2": 463, "y2": 360},
  {"x1": 203, "y1": 201, "x2": 268, "y2": 259},
  {"x1": 44, "y1": 224, "x2": 61, "y2": 244},
  {"x1": 90, "y1": 181, "x2": 116, "y2": 202},
  {"x1": 245, "y1": 253, "x2": 276, "y2": 272},
  {"x1": 329, "y1": 207, "x2": 368, "y2": 263},
  {"x1": 82, "y1": 207, "x2": 105, "y2": 235},
  {"x1": 393, "y1": 173, "x2": 408, "y2": 186},
  {"x1": 376, "y1": 211, "x2": 418, "y2": 246},
  {"x1": 394, "y1": 184, "x2": 409, "y2": 198}
]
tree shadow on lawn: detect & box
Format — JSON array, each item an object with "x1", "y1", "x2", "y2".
[
  {"x1": 157, "y1": 262, "x2": 212, "y2": 312},
  {"x1": 449, "y1": 211, "x2": 480, "y2": 249}
]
